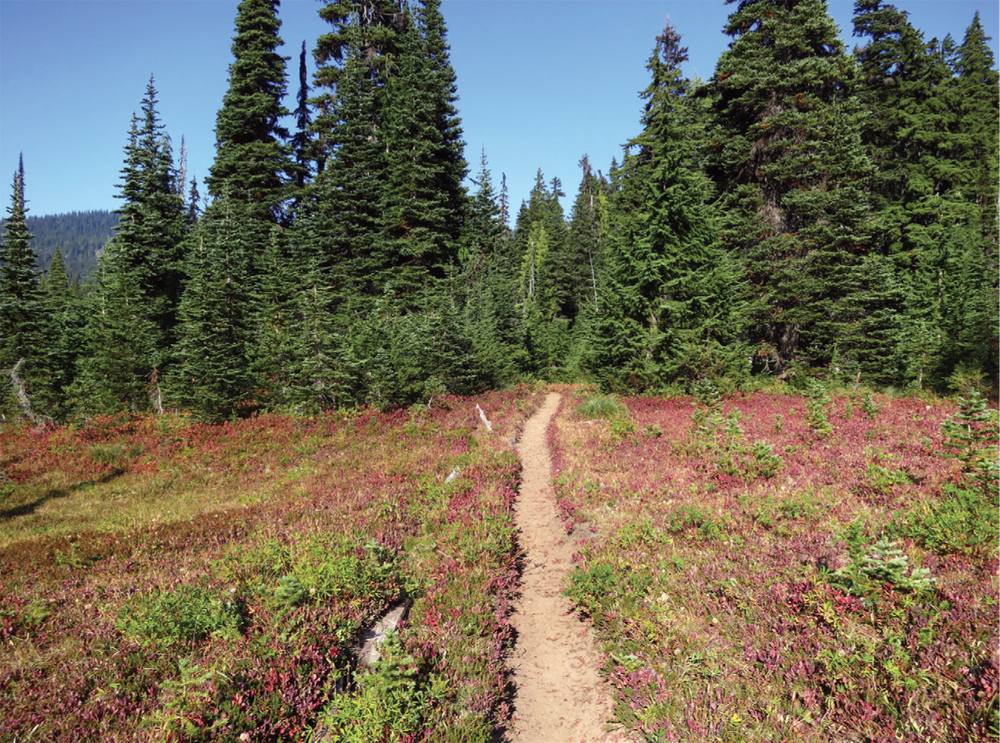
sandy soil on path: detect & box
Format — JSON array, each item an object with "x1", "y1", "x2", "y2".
[{"x1": 502, "y1": 392, "x2": 636, "y2": 743}]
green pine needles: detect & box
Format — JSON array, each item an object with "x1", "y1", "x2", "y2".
[{"x1": 2, "y1": 0, "x2": 996, "y2": 422}]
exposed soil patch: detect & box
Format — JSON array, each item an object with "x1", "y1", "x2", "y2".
[{"x1": 502, "y1": 392, "x2": 635, "y2": 743}]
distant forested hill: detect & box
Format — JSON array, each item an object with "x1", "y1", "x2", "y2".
[{"x1": 3, "y1": 210, "x2": 118, "y2": 281}]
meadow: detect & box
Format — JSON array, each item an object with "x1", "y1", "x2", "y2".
[
  {"x1": 557, "y1": 384, "x2": 997, "y2": 742},
  {"x1": 0, "y1": 383, "x2": 996, "y2": 742},
  {"x1": 0, "y1": 388, "x2": 542, "y2": 742}
]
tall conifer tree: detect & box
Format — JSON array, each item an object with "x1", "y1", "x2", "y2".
[
  {"x1": 0, "y1": 155, "x2": 46, "y2": 419},
  {"x1": 171, "y1": 195, "x2": 259, "y2": 421},
  {"x1": 205, "y1": 0, "x2": 294, "y2": 224},
  {"x1": 173, "y1": 0, "x2": 295, "y2": 418},
  {"x1": 461, "y1": 151, "x2": 526, "y2": 384},
  {"x1": 709, "y1": 0, "x2": 876, "y2": 378},
  {"x1": 512, "y1": 170, "x2": 573, "y2": 375},
  {"x1": 853, "y1": 2, "x2": 998, "y2": 386},
  {"x1": 591, "y1": 23, "x2": 735, "y2": 391},
  {"x1": 77, "y1": 78, "x2": 185, "y2": 412}
]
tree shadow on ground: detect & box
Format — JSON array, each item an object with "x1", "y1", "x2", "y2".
[{"x1": 0, "y1": 471, "x2": 123, "y2": 520}]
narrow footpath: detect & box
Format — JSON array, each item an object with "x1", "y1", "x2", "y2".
[{"x1": 503, "y1": 392, "x2": 634, "y2": 743}]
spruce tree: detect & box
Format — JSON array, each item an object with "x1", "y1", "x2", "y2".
[
  {"x1": 461, "y1": 150, "x2": 526, "y2": 384},
  {"x1": 853, "y1": 2, "x2": 998, "y2": 387},
  {"x1": 0, "y1": 155, "x2": 46, "y2": 420},
  {"x1": 205, "y1": 0, "x2": 294, "y2": 224},
  {"x1": 590, "y1": 23, "x2": 735, "y2": 391},
  {"x1": 381, "y1": 0, "x2": 467, "y2": 287},
  {"x1": 37, "y1": 247, "x2": 86, "y2": 420},
  {"x1": 512, "y1": 170, "x2": 572, "y2": 375},
  {"x1": 291, "y1": 40, "x2": 315, "y2": 195},
  {"x1": 77, "y1": 79, "x2": 186, "y2": 412},
  {"x1": 170, "y1": 194, "x2": 259, "y2": 421},
  {"x1": 709, "y1": 0, "x2": 876, "y2": 379},
  {"x1": 176, "y1": 0, "x2": 297, "y2": 420},
  {"x1": 303, "y1": 0, "x2": 478, "y2": 405},
  {"x1": 567, "y1": 155, "x2": 606, "y2": 323}
]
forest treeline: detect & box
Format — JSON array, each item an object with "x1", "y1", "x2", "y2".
[
  {"x1": 0, "y1": 0, "x2": 996, "y2": 423},
  {"x1": 0, "y1": 210, "x2": 119, "y2": 283}
]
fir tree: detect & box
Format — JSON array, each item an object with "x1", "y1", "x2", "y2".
[
  {"x1": 170, "y1": 194, "x2": 259, "y2": 421},
  {"x1": 45, "y1": 248, "x2": 70, "y2": 301},
  {"x1": 946, "y1": 13, "x2": 999, "y2": 382},
  {"x1": 853, "y1": 2, "x2": 998, "y2": 387},
  {"x1": 303, "y1": 0, "x2": 479, "y2": 405},
  {"x1": 461, "y1": 150, "x2": 526, "y2": 384},
  {"x1": 381, "y1": 0, "x2": 467, "y2": 286},
  {"x1": 37, "y1": 247, "x2": 87, "y2": 419},
  {"x1": 0, "y1": 155, "x2": 46, "y2": 419},
  {"x1": 512, "y1": 170, "x2": 572, "y2": 375},
  {"x1": 291, "y1": 40, "x2": 315, "y2": 194},
  {"x1": 567, "y1": 155, "x2": 606, "y2": 322},
  {"x1": 77, "y1": 78, "x2": 185, "y2": 412},
  {"x1": 178, "y1": 0, "x2": 298, "y2": 420},
  {"x1": 591, "y1": 23, "x2": 735, "y2": 391},
  {"x1": 709, "y1": 0, "x2": 875, "y2": 378},
  {"x1": 206, "y1": 0, "x2": 294, "y2": 225}
]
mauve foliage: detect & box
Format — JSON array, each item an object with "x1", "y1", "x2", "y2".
[
  {"x1": 554, "y1": 387, "x2": 998, "y2": 742},
  {"x1": 0, "y1": 387, "x2": 542, "y2": 742}
]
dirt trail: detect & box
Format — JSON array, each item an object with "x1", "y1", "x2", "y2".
[{"x1": 503, "y1": 392, "x2": 634, "y2": 743}]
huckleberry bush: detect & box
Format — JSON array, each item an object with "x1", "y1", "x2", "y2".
[{"x1": 553, "y1": 390, "x2": 994, "y2": 742}]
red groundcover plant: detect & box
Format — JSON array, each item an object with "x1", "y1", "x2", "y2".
[
  {"x1": 0, "y1": 388, "x2": 542, "y2": 742},
  {"x1": 556, "y1": 385, "x2": 998, "y2": 742}
]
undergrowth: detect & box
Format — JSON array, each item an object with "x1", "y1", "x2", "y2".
[
  {"x1": 0, "y1": 387, "x2": 542, "y2": 742},
  {"x1": 554, "y1": 386, "x2": 998, "y2": 742}
]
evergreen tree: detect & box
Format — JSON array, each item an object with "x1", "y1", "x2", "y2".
[
  {"x1": 512, "y1": 170, "x2": 572, "y2": 375},
  {"x1": 567, "y1": 155, "x2": 607, "y2": 323},
  {"x1": 564, "y1": 155, "x2": 612, "y2": 371},
  {"x1": 307, "y1": 31, "x2": 389, "y2": 296},
  {"x1": 852, "y1": 2, "x2": 998, "y2": 387},
  {"x1": 301, "y1": 0, "x2": 478, "y2": 406},
  {"x1": 77, "y1": 78, "x2": 186, "y2": 412},
  {"x1": 591, "y1": 23, "x2": 736, "y2": 391},
  {"x1": 0, "y1": 155, "x2": 46, "y2": 419},
  {"x1": 45, "y1": 248, "x2": 70, "y2": 301},
  {"x1": 291, "y1": 40, "x2": 315, "y2": 194},
  {"x1": 461, "y1": 150, "x2": 526, "y2": 384},
  {"x1": 177, "y1": 0, "x2": 298, "y2": 420},
  {"x1": 945, "y1": 13, "x2": 998, "y2": 383},
  {"x1": 170, "y1": 194, "x2": 259, "y2": 421},
  {"x1": 381, "y1": 0, "x2": 467, "y2": 287},
  {"x1": 205, "y1": 0, "x2": 294, "y2": 225},
  {"x1": 708, "y1": 0, "x2": 876, "y2": 378},
  {"x1": 37, "y1": 247, "x2": 87, "y2": 419}
]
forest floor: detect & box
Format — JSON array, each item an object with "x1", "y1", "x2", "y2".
[{"x1": 502, "y1": 392, "x2": 636, "y2": 743}]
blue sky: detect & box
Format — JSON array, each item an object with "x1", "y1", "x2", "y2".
[{"x1": 1, "y1": 0, "x2": 997, "y2": 221}]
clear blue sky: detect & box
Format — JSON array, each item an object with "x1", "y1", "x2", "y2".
[{"x1": 1, "y1": 0, "x2": 997, "y2": 221}]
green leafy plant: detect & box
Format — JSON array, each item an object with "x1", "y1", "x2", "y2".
[
  {"x1": 750, "y1": 440, "x2": 782, "y2": 479},
  {"x1": 861, "y1": 463, "x2": 912, "y2": 495},
  {"x1": 644, "y1": 423, "x2": 663, "y2": 438},
  {"x1": 861, "y1": 389, "x2": 879, "y2": 420},
  {"x1": 117, "y1": 585, "x2": 247, "y2": 645},
  {"x1": 315, "y1": 632, "x2": 438, "y2": 742},
  {"x1": 608, "y1": 417, "x2": 638, "y2": 442},
  {"x1": 891, "y1": 484, "x2": 996, "y2": 558},
  {"x1": 577, "y1": 394, "x2": 628, "y2": 419},
  {"x1": 941, "y1": 391, "x2": 999, "y2": 497},
  {"x1": 274, "y1": 574, "x2": 309, "y2": 606},
  {"x1": 88, "y1": 443, "x2": 141, "y2": 474},
  {"x1": 832, "y1": 538, "x2": 935, "y2": 596}
]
